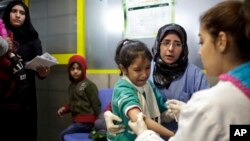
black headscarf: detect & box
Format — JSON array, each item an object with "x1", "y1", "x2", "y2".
[
  {"x1": 2, "y1": 0, "x2": 38, "y2": 43},
  {"x1": 152, "y1": 23, "x2": 189, "y2": 88}
]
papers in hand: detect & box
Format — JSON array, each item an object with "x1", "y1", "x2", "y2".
[{"x1": 25, "y1": 52, "x2": 58, "y2": 70}]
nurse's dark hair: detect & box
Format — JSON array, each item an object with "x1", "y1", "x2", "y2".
[
  {"x1": 114, "y1": 39, "x2": 153, "y2": 76},
  {"x1": 200, "y1": 0, "x2": 250, "y2": 60}
]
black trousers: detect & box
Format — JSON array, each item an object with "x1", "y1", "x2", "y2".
[{"x1": 0, "y1": 107, "x2": 37, "y2": 141}]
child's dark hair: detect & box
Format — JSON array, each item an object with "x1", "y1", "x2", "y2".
[{"x1": 114, "y1": 39, "x2": 153, "y2": 76}]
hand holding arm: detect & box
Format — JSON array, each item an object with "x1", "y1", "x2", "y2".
[
  {"x1": 128, "y1": 112, "x2": 147, "y2": 135},
  {"x1": 104, "y1": 111, "x2": 125, "y2": 135},
  {"x1": 129, "y1": 112, "x2": 172, "y2": 141},
  {"x1": 127, "y1": 107, "x2": 174, "y2": 138}
]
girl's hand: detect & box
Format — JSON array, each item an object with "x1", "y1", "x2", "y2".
[{"x1": 57, "y1": 107, "x2": 66, "y2": 117}]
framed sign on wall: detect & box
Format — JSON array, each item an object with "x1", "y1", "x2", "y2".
[{"x1": 124, "y1": 0, "x2": 173, "y2": 38}]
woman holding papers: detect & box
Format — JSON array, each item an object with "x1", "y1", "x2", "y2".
[{"x1": 0, "y1": 1, "x2": 50, "y2": 141}]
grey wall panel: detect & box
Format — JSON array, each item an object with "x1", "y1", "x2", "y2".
[
  {"x1": 30, "y1": 0, "x2": 76, "y2": 54},
  {"x1": 48, "y1": 0, "x2": 75, "y2": 16},
  {"x1": 86, "y1": 0, "x2": 123, "y2": 69},
  {"x1": 47, "y1": 34, "x2": 76, "y2": 53},
  {"x1": 174, "y1": 0, "x2": 221, "y2": 68}
]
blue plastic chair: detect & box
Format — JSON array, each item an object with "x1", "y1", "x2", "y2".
[
  {"x1": 64, "y1": 88, "x2": 113, "y2": 141},
  {"x1": 64, "y1": 133, "x2": 91, "y2": 141},
  {"x1": 98, "y1": 88, "x2": 113, "y2": 111}
]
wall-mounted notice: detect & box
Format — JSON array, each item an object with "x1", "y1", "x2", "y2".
[{"x1": 124, "y1": 0, "x2": 171, "y2": 38}]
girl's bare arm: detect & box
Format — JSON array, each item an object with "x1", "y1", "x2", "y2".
[{"x1": 127, "y1": 108, "x2": 174, "y2": 138}]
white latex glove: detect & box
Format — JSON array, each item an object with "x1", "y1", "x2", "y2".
[
  {"x1": 128, "y1": 112, "x2": 147, "y2": 135},
  {"x1": 167, "y1": 99, "x2": 186, "y2": 120},
  {"x1": 104, "y1": 111, "x2": 125, "y2": 135},
  {"x1": 161, "y1": 109, "x2": 175, "y2": 123}
]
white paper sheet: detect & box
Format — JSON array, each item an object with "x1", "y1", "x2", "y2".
[{"x1": 25, "y1": 52, "x2": 58, "y2": 71}]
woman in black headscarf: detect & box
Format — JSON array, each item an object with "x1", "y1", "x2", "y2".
[
  {"x1": 0, "y1": 1, "x2": 50, "y2": 141},
  {"x1": 151, "y1": 23, "x2": 210, "y2": 137}
]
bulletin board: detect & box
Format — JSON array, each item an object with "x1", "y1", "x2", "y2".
[{"x1": 124, "y1": 0, "x2": 172, "y2": 38}]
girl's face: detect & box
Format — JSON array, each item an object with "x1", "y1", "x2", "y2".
[
  {"x1": 160, "y1": 33, "x2": 183, "y2": 64},
  {"x1": 121, "y1": 55, "x2": 151, "y2": 87},
  {"x1": 198, "y1": 25, "x2": 222, "y2": 76},
  {"x1": 70, "y1": 63, "x2": 82, "y2": 80},
  {"x1": 10, "y1": 5, "x2": 26, "y2": 27}
]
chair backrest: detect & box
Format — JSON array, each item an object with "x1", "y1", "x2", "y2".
[{"x1": 98, "y1": 88, "x2": 113, "y2": 112}]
